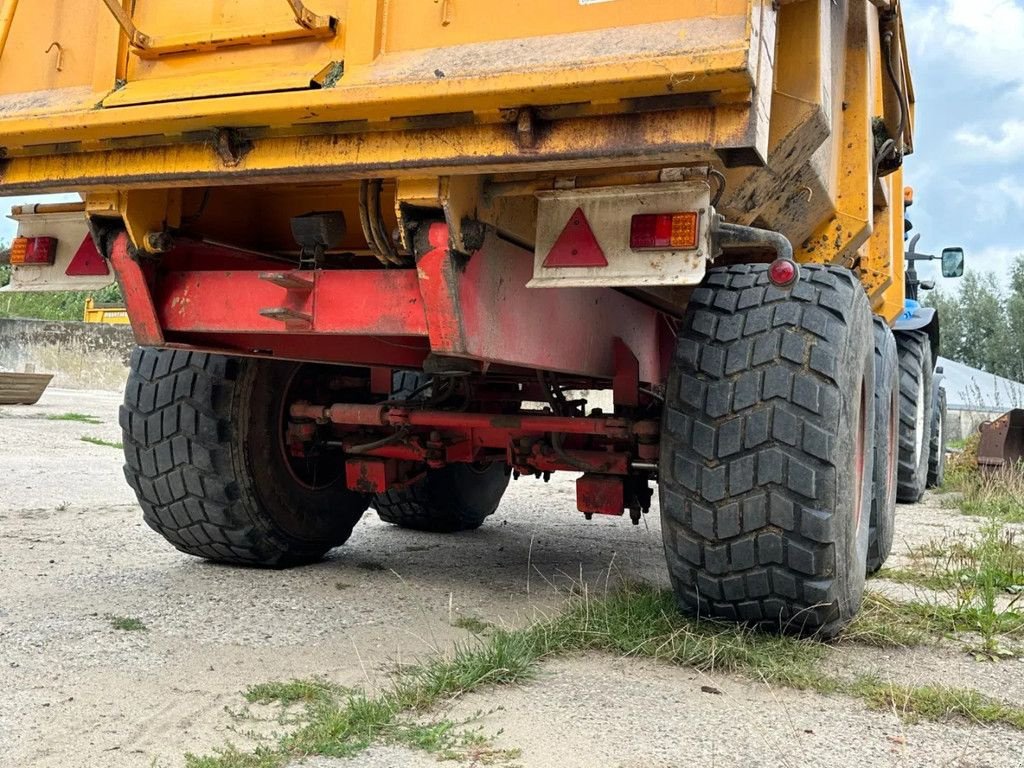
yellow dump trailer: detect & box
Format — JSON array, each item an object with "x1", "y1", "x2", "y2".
[{"x1": 0, "y1": 0, "x2": 930, "y2": 637}]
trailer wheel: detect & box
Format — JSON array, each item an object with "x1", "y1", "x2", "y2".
[
  {"x1": 894, "y1": 331, "x2": 934, "y2": 503},
  {"x1": 372, "y1": 370, "x2": 510, "y2": 532},
  {"x1": 374, "y1": 463, "x2": 510, "y2": 532},
  {"x1": 121, "y1": 349, "x2": 370, "y2": 566},
  {"x1": 660, "y1": 264, "x2": 873, "y2": 638},
  {"x1": 927, "y1": 386, "x2": 947, "y2": 489},
  {"x1": 868, "y1": 318, "x2": 898, "y2": 574}
]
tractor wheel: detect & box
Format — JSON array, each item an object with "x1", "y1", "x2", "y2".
[
  {"x1": 660, "y1": 264, "x2": 874, "y2": 638},
  {"x1": 894, "y1": 331, "x2": 934, "y2": 503},
  {"x1": 121, "y1": 349, "x2": 370, "y2": 566},
  {"x1": 372, "y1": 370, "x2": 510, "y2": 532},
  {"x1": 927, "y1": 386, "x2": 948, "y2": 489},
  {"x1": 867, "y1": 318, "x2": 898, "y2": 574}
]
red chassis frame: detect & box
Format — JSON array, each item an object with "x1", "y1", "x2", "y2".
[{"x1": 109, "y1": 223, "x2": 675, "y2": 518}]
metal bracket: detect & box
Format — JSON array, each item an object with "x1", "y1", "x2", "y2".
[
  {"x1": 285, "y1": 0, "x2": 333, "y2": 30},
  {"x1": 99, "y1": 0, "x2": 335, "y2": 57},
  {"x1": 259, "y1": 307, "x2": 313, "y2": 327},
  {"x1": 99, "y1": 0, "x2": 151, "y2": 48}
]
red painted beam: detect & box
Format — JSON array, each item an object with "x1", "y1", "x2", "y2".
[
  {"x1": 156, "y1": 268, "x2": 428, "y2": 337},
  {"x1": 110, "y1": 232, "x2": 164, "y2": 347},
  {"x1": 417, "y1": 223, "x2": 666, "y2": 383}
]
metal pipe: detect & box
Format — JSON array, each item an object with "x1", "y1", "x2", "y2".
[
  {"x1": 0, "y1": 0, "x2": 19, "y2": 61},
  {"x1": 714, "y1": 221, "x2": 794, "y2": 262},
  {"x1": 290, "y1": 401, "x2": 643, "y2": 439}
]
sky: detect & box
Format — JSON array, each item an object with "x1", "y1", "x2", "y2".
[{"x1": 2, "y1": 0, "x2": 1023, "y2": 289}]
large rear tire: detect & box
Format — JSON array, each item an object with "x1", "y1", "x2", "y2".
[
  {"x1": 121, "y1": 349, "x2": 370, "y2": 566},
  {"x1": 894, "y1": 331, "x2": 934, "y2": 503},
  {"x1": 927, "y1": 386, "x2": 947, "y2": 489},
  {"x1": 867, "y1": 319, "x2": 898, "y2": 574},
  {"x1": 660, "y1": 264, "x2": 874, "y2": 638}
]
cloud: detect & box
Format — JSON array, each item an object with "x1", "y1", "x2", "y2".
[
  {"x1": 955, "y1": 119, "x2": 1024, "y2": 160},
  {"x1": 909, "y1": 0, "x2": 1024, "y2": 79}
]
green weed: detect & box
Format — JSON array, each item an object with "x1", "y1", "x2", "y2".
[
  {"x1": 452, "y1": 616, "x2": 492, "y2": 635},
  {"x1": 47, "y1": 412, "x2": 101, "y2": 424},
  {"x1": 80, "y1": 436, "x2": 123, "y2": 449},
  {"x1": 110, "y1": 616, "x2": 147, "y2": 631}
]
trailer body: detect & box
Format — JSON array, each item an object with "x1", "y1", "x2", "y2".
[{"x1": 1, "y1": 0, "x2": 918, "y2": 636}]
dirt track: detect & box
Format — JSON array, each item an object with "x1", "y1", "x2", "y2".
[{"x1": 2, "y1": 389, "x2": 1023, "y2": 767}]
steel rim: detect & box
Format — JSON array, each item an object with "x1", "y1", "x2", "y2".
[
  {"x1": 914, "y1": 376, "x2": 926, "y2": 466},
  {"x1": 853, "y1": 376, "x2": 868, "y2": 527},
  {"x1": 887, "y1": 385, "x2": 898, "y2": 486},
  {"x1": 278, "y1": 365, "x2": 344, "y2": 490}
]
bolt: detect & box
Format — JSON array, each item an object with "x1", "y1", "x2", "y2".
[{"x1": 144, "y1": 231, "x2": 173, "y2": 253}]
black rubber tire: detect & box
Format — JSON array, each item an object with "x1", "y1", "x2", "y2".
[
  {"x1": 894, "y1": 331, "x2": 934, "y2": 503},
  {"x1": 660, "y1": 264, "x2": 874, "y2": 638},
  {"x1": 374, "y1": 463, "x2": 510, "y2": 532},
  {"x1": 927, "y1": 386, "x2": 947, "y2": 489},
  {"x1": 120, "y1": 349, "x2": 369, "y2": 566},
  {"x1": 372, "y1": 370, "x2": 510, "y2": 532},
  {"x1": 867, "y1": 318, "x2": 898, "y2": 574}
]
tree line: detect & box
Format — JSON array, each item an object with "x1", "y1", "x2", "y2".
[{"x1": 924, "y1": 254, "x2": 1024, "y2": 382}]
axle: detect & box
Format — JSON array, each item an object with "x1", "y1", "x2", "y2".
[{"x1": 287, "y1": 399, "x2": 660, "y2": 521}]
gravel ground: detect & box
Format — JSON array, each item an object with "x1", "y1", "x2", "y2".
[{"x1": 1, "y1": 388, "x2": 1023, "y2": 767}]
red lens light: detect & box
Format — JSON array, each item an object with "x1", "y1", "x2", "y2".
[
  {"x1": 9, "y1": 236, "x2": 57, "y2": 266},
  {"x1": 768, "y1": 258, "x2": 799, "y2": 287},
  {"x1": 630, "y1": 212, "x2": 699, "y2": 250}
]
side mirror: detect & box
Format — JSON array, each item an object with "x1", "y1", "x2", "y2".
[
  {"x1": 920, "y1": 280, "x2": 936, "y2": 291},
  {"x1": 941, "y1": 247, "x2": 965, "y2": 278}
]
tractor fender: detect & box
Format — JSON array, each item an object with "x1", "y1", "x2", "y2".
[{"x1": 893, "y1": 301, "x2": 940, "y2": 363}]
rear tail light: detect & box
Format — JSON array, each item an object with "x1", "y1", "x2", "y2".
[
  {"x1": 629, "y1": 212, "x2": 700, "y2": 250},
  {"x1": 10, "y1": 236, "x2": 57, "y2": 266}
]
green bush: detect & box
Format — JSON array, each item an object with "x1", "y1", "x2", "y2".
[{"x1": 0, "y1": 243, "x2": 122, "y2": 321}]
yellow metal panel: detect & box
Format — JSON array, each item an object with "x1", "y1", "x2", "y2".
[
  {"x1": 103, "y1": 65, "x2": 326, "y2": 106},
  {"x1": 2, "y1": 10, "x2": 759, "y2": 153},
  {"x1": 0, "y1": 0, "x2": 103, "y2": 93},
  {"x1": 723, "y1": 0, "x2": 830, "y2": 230},
  {"x1": 0, "y1": 107, "x2": 754, "y2": 195},
  {"x1": 867, "y1": 168, "x2": 905, "y2": 323},
  {"x1": 797, "y1": 0, "x2": 875, "y2": 266},
  {"x1": 381, "y1": 0, "x2": 748, "y2": 52}
]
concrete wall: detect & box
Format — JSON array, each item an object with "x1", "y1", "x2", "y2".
[
  {"x1": 947, "y1": 407, "x2": 1008, "y2": 443},
  {"x1": 0, "y1": 318, "x2": 133, "y2": 391}
]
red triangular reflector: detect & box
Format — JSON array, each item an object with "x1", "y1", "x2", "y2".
[
  {"x1": 65, "y1": 235, "x2": 110, "y2": 277},
  {"x1": 542, "y1": 208, "x2": 608, "y2": 268}
]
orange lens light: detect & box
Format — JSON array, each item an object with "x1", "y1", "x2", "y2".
[
  {"x1": 629, "y1": 212, "x2": 700, "y2": 250},
  {"x1": 9, "y1": 236, "x2": 57, "y2": 266}
]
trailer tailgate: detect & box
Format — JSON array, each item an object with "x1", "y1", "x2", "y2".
[{"x1": 0, "y1": 0, "x2": 770, "y2": 157}]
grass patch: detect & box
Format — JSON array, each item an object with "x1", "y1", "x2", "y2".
[
  {"x1": 110, "y1": 615, "x2": 147, "y2": 631},
  {"x1": 852, "y1": 676, "x2": 1024, "y2": 728},
  {"x1": 47, "y1": 412, "x2": 101, "y2": 424},
  {"x1": 843, "y1": 593, "x2": 931, "y2": 648},
  {"x1": 944, "y1": 436, "x2": 1024, "y2": 523},
  {"x1": 873, "y1": 521, "x2": 1024, "y2": 656},
  {"x1": 187, "y1": 584, "x2": 1024, "y2": 767},
  {"x1": 80, "y1": 435, "x2": 123, "y2": 449},
  {"x1": 247, "y1": 680, "x2": 339, "y2": 707},
  {"x1": 451, "y1": 616, "x2": 492, "y2": 635}
]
